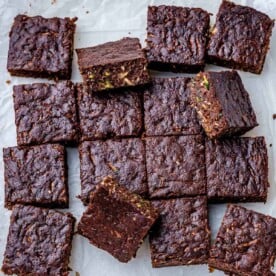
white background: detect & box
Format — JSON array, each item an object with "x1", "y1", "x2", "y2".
[{"x1": 0, "y1": 0, "x2": 275, "y2": 275}]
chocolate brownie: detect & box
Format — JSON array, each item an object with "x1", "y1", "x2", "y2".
[
  {"x1": 76, "y1": 37, "x2": 150, "y2": 91},
  {"x1": 13, "y1": 81, "x2": 78, "y2": 146},
  {"x1": 78, "y1": 176, "x2": 158, "y2": 263},
  {"x1": 144, "y1": 77, "x2": 202, "y2": 136},
  {"x1": 79, "y1": 138, "x2": 147, "y2": 204},
  {"x1": 7, "y1": 15, "x2": 76, "y2": 79},
  {"x1": 188, "y1": 71, "x2": 258, "y2": 139},
  {"x1": 149, "y1": 196, "x2": 210, "y2": 267},
  {"x1": 2, "y1": 205, "x2": 75, "y2": 275},
  {"x1": 145, "y1": 135, "x2": 206, "y2": 199},
  {"x1": 207, "y1": 1, "x2": 274, "y2": 74},
  {"x1": 146, "y1": 6, "x2": 210, "y2": 73},
  {"x1": 76, "y1": 84, "x2": 143, "y2": 141},
  {"x1": 3, "y1": 144, "x2": 68, "y2": 209},
  {"x1": 206, "y1": 136, "x2": 269, "y2": 203},
  {"x1": 209, "y1": 205, "x2": 276, "y2": 275}
]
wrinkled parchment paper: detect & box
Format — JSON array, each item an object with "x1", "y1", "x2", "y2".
[{"x1": 0, "y1": 0, "x2": 275, "y2": 275}]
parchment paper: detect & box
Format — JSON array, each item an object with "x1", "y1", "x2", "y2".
[{"x1": 0, "y1": 0, "x2": 275, "y2": 275}]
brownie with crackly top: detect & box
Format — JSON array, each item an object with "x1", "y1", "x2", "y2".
[
  {"x1": 3, "y1": 144, "x2": 68, "y2": 209},
  {"x1": 79, "y1": 138, "x2": 147, "y2": 204},
  {"x1": 188, "y1": 71, "x2": 258, "y2": 139},
  {"x1": 206, "y1": 136, "x2": 269, "y2": 203},
  {"x1": 146, "y1": 6, "x2": 210, "y2": 73},
  {"x1": 2, "y1": 205, "x2": 75, "y2": 275},
  {"x1": 209, "y1": 205, "x2": 276, "y2": 275},
  {"x1": 78, "y1": 176, "x2": 159, "y2": 263},
  {"x1": 149, "y1": 196, "x2": 210, "y2": 267},
  {"x1": 207, "y1": 1, "x2": 274, "y2": 74},
  {"x1": 145, "y1": 135, "x2": 206, "y2": 199},
  {"x1": 13, "y1": 81, "x2": 78, "y2": 146},
  {"x1": 7, "y1": 15, "x2": 76, "y2": 79},
  {"x1": 143, "y1": 77, "x2": 202, "y2": 136},
  {"x1": 76, "y1": 38, "x2": 151, "y2": 92}
]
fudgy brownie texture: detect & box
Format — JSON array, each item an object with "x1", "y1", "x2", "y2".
[
  {"x1": 7, "y1": 15, "x2": 76, "y2": 79},
  {"x1": 188, "y1": 71, "x2": 258, "y2": 139},
  {"x1": 146, "y1": 6, "x2": 210, "y2": 73},
  {"x1": 209, "y1": 205, "x2": 276, "y2": 275},
  {"x1": 3, "y1": 144, "x2": 68, "y2": 209},
  {"x1": 207, "y1": 1, "x2": 274, "y2": 74},
  {"x1": 78, "y1": 176, "x2": 159, "y2": 263},
  {"x1": 145, "y1": 135, "x2": 206, "y2": 199},
  {"x1": 2, "y1": 205, "x2": 75, "y2": 276},
  {"x1": 76, "y1": 83, "x2": 143, "y2": 141},
  {"x1": 76, "y1": 37, "x2": 150, "y2": 91},
  {"x1": 79, "y1": 139, "x2": 147, "y2": 204},
  {"x1": 206, "y1": 136, "x2": 269, "y2": 203},
  {"x1": 144, "y1": 77, "x2": 202, "y2": 136},
  {"x1": 13, "y1": 81, "x2": 78, "y2": 146},
  {"x1": 149, "y1": 196, "x2": 210, "y2": 267}
]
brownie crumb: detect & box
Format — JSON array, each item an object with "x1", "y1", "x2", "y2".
[
  {"x1": 272, "y1": 114, "x2": 276, "y2": 119},
  {"x1": 270, "y1": 144, "x2": 272, "y2": 147},
  {"x1": 51, "y1": 0, "x2": 57, "y2": 4},
  {"x1": 86, "y1": 11, "x2": 89, "y2": 14},
  {"x1": 6, "y1": 80, "x2": 11, "y2": 84}
]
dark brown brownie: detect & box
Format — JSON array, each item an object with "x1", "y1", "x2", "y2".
[
  {"x1": 149, "y1": 196, "x2": 210, "y2": 267},
  {"x1": 144, "y1": 77, "x2": 202, "y2": 136},
  {"x1": 209, "y1": 205, "x2": 276, "y2": 275},
  {"x1": 207, "y1": 1, "x2": 274, "y2": 74},
  {"x1": 78, "y1": 176, "x2": 159, "y2": 263},
  {"x1": 145, "y1": 135, "x2": 206, "y2": 199},
  {"x1": 7, "y1": 15, "x2": 76, "y2": 79},
  {"x1": 76, "y1": 84, "x2": 143, "y2": 141},
  {"x1": 13, "y1": 81, "x2": 78, "y2": 146},
  {"x1": 146, "y1": 6, "x2": 210, "y2": 73},
  {"x1": 79, "y1": 138, "x2": 147, "y2": 204},
  {"x1": 188, "y1": 71, "x2": 258, "y2": 139},
  {"x1": 3, "y1": 144, "x2": 68, "y2": 209},
  {"x1": 76, "y1": 37, "x2": 150, "y2": 92},
  {"x1": 2, "y1": 205, "x2": 75, "y2": 275},
  {"x1": 206, "y1": 136, "x2": 269, "y2": 203}
]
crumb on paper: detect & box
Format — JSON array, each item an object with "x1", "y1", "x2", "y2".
[
  {"x1": 6, "y1": 80, "x2": 11, "y2": 85},
  {"x1": 75, "y1": 272, "x2": 80, "y2": 276},
  {"x1": 51, "y1": 0, "x2": 57, "y2": 4},
  {"x1": 273, "y1": 114, "x2": 276, "y2": 119},
  {"x1": 86, "y1": 11, "x2": 90, "y2": 14},
  {"x1": 270, "y1": 144, "x2": 272, "y2": 147},
  {"x1": 128, "y1": 32, "x2": 131, "y2": 34}
]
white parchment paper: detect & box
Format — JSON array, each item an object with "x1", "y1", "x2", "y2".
[{"x1": 0, "y1": 0, "x2": 275, "y2": 275}]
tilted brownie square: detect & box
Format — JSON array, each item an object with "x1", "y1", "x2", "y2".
[
  {"x1": 79, "y1": 138, "x2": 147, "y2": 204},
  {"x1": 209, "y1": 205, "x2": 276, "y2": 275},
  {"x1": 13, "y1": 81, "x2": 78, "y2": 146},
  {"x1": 145, "y1": 135, "x2": 206, "y2": 199},
  {"x1": 76, "y1": 84, "x2": 143, "y2": 141},
  {"x1": 2, "y1": 205, "x2": 75, "y2": 275},
  {"x1": 76, "y1": 37, "x2": 150, "y2": 92},
  {"x1": 207, "y1": 1, "x2": 274, "y2": 74},
  {"x1": 146, "y1": 6, "x2": 210, "y2": 73},
  {"x1": 7, "y1": 15, "x2": 76, "y2": 79},
  {"x1": 3, "y1": 144, "x2": 68, "y2": 209},
  {"x1": 206, "y1": 136, "x2": 269, "y2": 203},
  {"x1": 188, "y1": 70, "x2": 258, "y2": 139},
  {"x1": 78, "y1": 176, "x2": 159, "y2": 263},
  {"x1": 144, "y1": 77, "x2": 202, "y2": 136},
  {"x1": 150, "y1": 196, "x2": 210, "y2": 267}
]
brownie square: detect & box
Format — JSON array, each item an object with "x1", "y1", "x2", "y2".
[
  {"x1": 146, "y1": 6, "x2": 210, "y2": 73},
  {"x1": 150, "y1": 196, "x2": 210, "y2": 267},
  {"x1": 76, "y1": 84, "x2": 143, "y2": 141},
  {"x1": 209, "y1": 205, "x2": 276, "y2": 275},
  {"x1": 76, "y1": 37, "x2": 150, "y2": 92},
  {"x1": 145, "y1": 135, "x2": 206, "y2": 199},
  {"x1": 78, "y1": 176, "x2": 158, "y2": 263},
  {"x1": 144, "y1": 77, "x2": 201, "y2": 136},
  {"x1": 2, "y1": 205, "x2": 75, "y2": 275},
  {"x1": 3, "y1": 144, "x2": 68, "y2": 209},
  {"x1": 79, "y1": 138, "x2": 147, "y2": 204},
  {"x1": 206, "y1": 136, "x2": 269, "y2": 202},
  {"x1": 13, "y1": 81, "x2": 78, "y2": 146},
  {"x1": 7, "y1": 15, "x2": 76, "y2": 79},
  {"x1": 207, "y1": 1, "x2": 274, "y2": 74},
  {"x1": 188, "y1": 70, "x2": 258, "y2": 139}
]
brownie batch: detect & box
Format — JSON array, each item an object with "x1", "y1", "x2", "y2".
[{"x1": 2, "y1": 0, "x2": 276, "y2": 275}]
